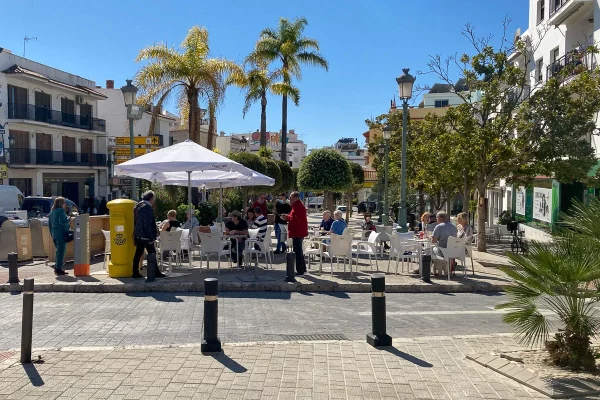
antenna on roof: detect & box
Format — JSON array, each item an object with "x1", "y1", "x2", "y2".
[{"x1": 23, "y1": 36, "x2": 37, "y2": 57}]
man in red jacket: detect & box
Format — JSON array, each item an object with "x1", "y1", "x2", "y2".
[
  {"x1": 252, "y1": 194, "x2": 268, "y2": 219},
  {"x1": 282, "y1": 191, "x2": 308, "y2": 275}
]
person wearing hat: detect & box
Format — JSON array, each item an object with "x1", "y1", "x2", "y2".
[
  {"x1": 224, "y1": 210, "x2": 249, "y2": 268},
  {"x1": 274, "y1": 193, "x2": 291, "y2": 254}
]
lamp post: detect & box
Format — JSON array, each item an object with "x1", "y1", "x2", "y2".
[
  {"x1": 240, "y1": 136, "x2": 248, "y2": 152},
  {"x1": 377, "y1": 143, "x2": 385, "y2": 224},
  {"x1": 382, "y1": 124, "x2": 392, "y2": 226},
  {"x1": 395, "y1": 68, "x2": 416, "y2": 232},
  {"x1": 120, "y1": 80, "x2": 143, "y2": 200}
]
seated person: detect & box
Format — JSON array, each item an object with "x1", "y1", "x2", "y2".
[
  {"x1": 319, "y1": 210, "x2": 333, "y2": 233},
  {"x1": 160, "y1": 210, "x2": 181, "y2": 232},
  {"x1": 245, "y1": 208, "x2": 256, "y2": 227},
  {"x1": 330, "y1": 210, "x2": 347, "y2": 235},
  {"x1": 418, "y1": 212, "x2": 430, "y2": 232},
  {"x1": 251, "y1": 207, "x2": 268, "y2": 240},
  {"x1": 431, "y1": 211, "x2": 458, "y2": 276},
  {"x1": 224, "y1": 210, "x2": 249, "y2": 268},
  {"x1": 456, "y1": 212, "x2": 473, "y2": 240},
  {"x1": 426, "y1": 213, "x2": 438, "y2": 232},
  {"x1": 183, "y1": 210, "x2": 199, "y2": 230},
  {"x1": 362, "y1": 212, "x2": 377, "y2": 231}
]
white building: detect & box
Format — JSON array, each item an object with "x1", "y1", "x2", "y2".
[
  {"x1": 215, "y1": 132, "x2": 242, "y2": 155},
  {"x1": 331, "y1": 138, "x2": 367, "y2": 166},
  {"x1": 0, "y1": 48, "x2": 109, "y2": 204},
  {"x1": 229, "y1": 129, "x2": 308, "y2": 168},
  {"x1": 96, "y1": 80, "x2": 175, "y2": 199}
]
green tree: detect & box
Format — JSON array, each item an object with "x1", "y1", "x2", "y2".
[
  {"x1": 255, "y1": 17, "x2": 328, "y2": 161},
  {"x1": 426, "y1": 25, "x2": 600, "y2": 251},
  {"x1": 228, "y1": 56, "x2": 299, "y2": 147},
  {"x1": 135, "y1": 26, "x2": 242, "y2": 147},
  {"x1": 277, "y1": 160, "x2": 294, "y2": 193},
  {"x1": 261, "y1": 158, "x2": 282, "y2": 195},
  {"x1": 292, "y1": 167, "x2": 299, "y2": 191},
  {"x1": 229, "y1": 152, "x2": 267, "y2": 205},
  {"x1": 345, "y1": 162, "x2": 365, "y2": 220},
  {"x1": 497, "y1": 199, "x2": 600, "y2": 372},
  {"x1": 298, "y1": 149, "x2": 353, "y2": 211}
]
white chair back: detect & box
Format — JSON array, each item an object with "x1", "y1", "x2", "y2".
[
  {"x1": 102, "y1": 229, "x2": 111, "y2": 253},
  {"x1": 180, "y1": 229, "x2": 190, "y2": 248},
  {"x1": 191, "y1": 226, "x2": 200, "y2": 245},
  {"x1": 248, "y1": 228, "x2": 259, "y2": 240},
  {"x1": 443, "y1": 237, "x2": 468, "y2": 259},
  {"x1": 199, "y1": 233, "x2": 223, "y2": 253},
  {"x1": 329, "y1": 233, "x2": 353, "y2": 257},
  {"x1": 367, "y1": 231, "x2": 380, "y2": 244},
  {"x1": 160, "y1": 230, "x2": 182, "y2": 252},
  {"x1": 395, "y1": 231, "x2": 415, "y2": 242}
]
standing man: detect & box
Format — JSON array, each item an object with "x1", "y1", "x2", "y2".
[
  {"x1": 132, "y1": 191, "x2": 166, "y2": 279},
  {"x1": 282, "y1": 191, "x2": 308, "y2": 275},
  {"x1": 274, "y1": 193, "x2": 291, "y2": 254},
  {"x1": 252, "y1": 194, "x2": 268, "y2": 219}
]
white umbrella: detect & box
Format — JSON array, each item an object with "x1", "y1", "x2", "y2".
[{"x1": 114, "y1": 140, "x2": 254, "y2": 269}]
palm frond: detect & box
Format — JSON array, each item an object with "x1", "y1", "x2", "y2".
[
  {"x1": 296, "y1": 51, "x2": 329, "y2": 71},
  {"x1": 271, "y1": 82, "x2": 300, "y2": 106}
]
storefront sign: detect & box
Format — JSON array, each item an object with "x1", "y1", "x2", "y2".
[
  {"x1": 533, "y1": 187, "x2": 552, "y2": 223},
  {"x1": 515, "y1": 186, "x2": 526, "y2": 215}
]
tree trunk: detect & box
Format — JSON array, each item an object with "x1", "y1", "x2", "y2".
[
  {"x1": 462, "y1": 169, "x2": 470, "y2": 212},
  {"x1": 207, "y1": 102, "x2": 216, "y2": 150},
  {"x1": 260, "y1": 93, "x2": 267, "y2": 148},
  {"x1": 281, "y1": 94, "x2": 288, "y2": 162},
  {"x1": 346, "y1": 192, "x2": 351, "y2": 222},
  {"x1": 188, "y1": 89, "x2": 200, "y2": 144},
  {"x1": 324, "y1": 191, "x2": 334, "y2": 213},
  {"x1": 418, "y1": 185, "x2": 425, "y2": 218},
  {"x1": 477, "y1": 190, "x2": 488, "y2": 252}
]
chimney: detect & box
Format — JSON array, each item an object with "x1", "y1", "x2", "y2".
[{"x1": 106, "y1": 80, "x2": 114, "y2": 89}]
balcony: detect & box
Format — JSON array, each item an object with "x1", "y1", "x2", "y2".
[
  {"x1": 546, "y1": 48, "x2": 596, "y2": 81},
  {"x1": 548, "y1": 0, "x2": 592, "y2": 26},
  {"x1": 9, "y1": 148, "x2": 107, "y2": 167},
  {"x1": 7, "y1": 103, "x2": 106, "y2": 132},
  {"x1": 508, "y1": 85, "x2": 531, "y2": 104}
]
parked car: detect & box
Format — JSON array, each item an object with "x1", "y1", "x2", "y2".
[
  {"x1": 357, "y1": 201, "x2": 377, "y2": 213},
  {"x1": 21, "y1": 196, "x2": 81, "y2": 218},
  {"x1": 336, "y1": 205, "x2": 347, "y2": 213}
]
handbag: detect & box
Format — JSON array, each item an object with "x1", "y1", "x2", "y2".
[{"x1": 64, "y1": 230, "x2": 74, "y2": 243}]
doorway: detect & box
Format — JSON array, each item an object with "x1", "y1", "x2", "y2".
[{"x1": 62, "y1": 182, "x2": 79, "y2": 205}]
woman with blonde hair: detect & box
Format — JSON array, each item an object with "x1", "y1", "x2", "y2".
[
  {"x1": 456, "y1": 212, "x2": 473, "y2": 240},
  {"x1": 48, "y1": 197, "x2": 71, "y2": 275},
  {"x1": 418, "y1": 212, "x2": 430, "y2": 232}
]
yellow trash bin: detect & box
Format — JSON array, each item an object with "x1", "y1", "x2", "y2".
[{"x1": 106, "y1": 199, "x2": 136, "y2": 278}]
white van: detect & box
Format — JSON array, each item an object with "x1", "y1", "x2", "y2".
[{"x1": 0, "y1": 185, "x2": 24, "y2": 216}]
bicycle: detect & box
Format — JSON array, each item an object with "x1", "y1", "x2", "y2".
[{"x1": 507, "y1": 221, "x2": 528, "y2": 255}]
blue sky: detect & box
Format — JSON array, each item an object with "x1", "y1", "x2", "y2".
[{"x1": 3, "y1": 0, "x2": 527, "y2": 149}]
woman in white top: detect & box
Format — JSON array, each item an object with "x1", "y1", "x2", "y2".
[{"x1": 456, "y1": 212, "x2": 473, "y2": 240}]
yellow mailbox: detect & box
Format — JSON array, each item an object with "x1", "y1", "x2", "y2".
[{"x1": 106, "y1": 199, "x2": 136, "y2": 278}]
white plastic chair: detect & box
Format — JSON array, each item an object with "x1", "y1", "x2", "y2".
[
  {"x1": 433, "y1": 236, "x2": 468, "y2": 280},
  {"x1": 387, "y1": 234, "x2": 419, "y2": 275},
  {"x1": 303, "y1": 237, "x2": 324, "y2": 273},
  {"x1": 464, "y1": 235, "x2": 475, "y2": 275},
  {"x1": 102, "y1": 229, "x2": 111, "y2": 270},
  {"x1": 245, "y1": 226, "x2": 273, "y2": 271},
  {"x1": 351, "y1": 231, "x2": 380, "y2": 271},
  {"x1": 190, "y1": 226, "x2": 201, "y2": 258},
  {"x1": 248, "y1": 228, "x2": 259, "y2": 240},
  {"x1": 322, "y1": 233, "x2": 354, "y2": 277},
  {"x1": 159, "y1": 230, "x2": 183, "y2": 272},
  {"x1": 199, "y1": 232, "x2": 232, "y2": 274},
  {"x1": 179, "y1": 228, "x2": 190, "y2": 262}
]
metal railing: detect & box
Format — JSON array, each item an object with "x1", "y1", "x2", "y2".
[
  {"x1": 8, "y1": 148, "x2": 107, "y2": 167},
  {"x1": 549, "y1": 0, "x2": 570, "y2": 17},
  {"x1": 7, "y1": 103, "x2": 107, "y2": 132},
  {"x1": 508, "y1": 85, "x2": 531, "y2": 104},
  {"x1": 547, "y1": 48, "x2": 596, "y2": 80}
]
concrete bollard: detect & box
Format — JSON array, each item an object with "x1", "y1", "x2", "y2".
[
  {"x1": 284, "y1": 252, "x2": 296, "y2": 283},
  {"x1": 421, "y1": 255, "x2": 432, "y2": 283},
  {"x1": 366, "y1": 274, "x2": 392, "y2": 348},
  {"x1": 146, "y1": 253, "x2": 156, "y2": 283},
  {"x1": 201, "y1": 278, "x2": 222, "y2": 353},
  {"x1": 8, "y1": 252, "x2": 19, "y2": 284},
  {"x1": 21, "y1": 278, "x2": 34, "y2": 363}
]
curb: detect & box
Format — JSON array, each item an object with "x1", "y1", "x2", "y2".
[{"x1": 0, "y1": 280, "x2": 510, "y2": 294}]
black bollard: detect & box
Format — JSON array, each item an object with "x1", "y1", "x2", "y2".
[
  {"x1": 21, "y1": 278, "x2": 34, "y2": 363},
  {"x1": 8, "y1": 252, "x2": 19, "y2": 284},
  {"x1": 201, "y1": 278, "x2": 222, "y2": 353},
  {"x1": 421, "y1": 255, "x2": 432, "y2": 283},
  {"x1": 146, "y1": 253, "x2": 156, "y2": 283},
  {"x1": 366, "y1": 274, "x2": 392, "y2": 347},
  {"x1": 284, "y1": 251, "x2": 296, "y2": 283}
]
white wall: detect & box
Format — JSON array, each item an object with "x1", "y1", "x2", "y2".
[{"x1": 422, "y1": 92, "x2": 464, "y2": 108}]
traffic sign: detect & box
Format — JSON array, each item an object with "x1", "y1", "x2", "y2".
[
  {"x1": 0, "y1": 164, "x2": 7, "y2": 179},
  {"x1": 115, "y1": 148, "x2": 158, "y2": 157},
  {"x1": 115, "y1": 136, "x2": 162, "y2": 146}
]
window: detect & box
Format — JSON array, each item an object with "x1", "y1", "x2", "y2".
[
  {"x1": 61, "y1": 98, "x2": 75, "y2": 124},
  {"x1": 552, "y1": 47, "x2": 560, "y2": 63},
  {"x1": 536, "y1": 59, "x2": 544, "y2": 82},
  {"x1": 9, "y1": 178, "x2": 32, "y2": 197},
  {"x1": 538, "y1": 0, "x2": 545, "y2": 23},
  {"x1": 80, "y1": 103, "x2": 92, "y2": 128},
  {"x1": 434, "y1": 99, "x2": 449, "y2": 108},
  {"x1": 34, "y1": 91, "x2": 51, "y2": 122},
  {"x1": 7, "y1": 85, "x2": 28, "y2": 119}
]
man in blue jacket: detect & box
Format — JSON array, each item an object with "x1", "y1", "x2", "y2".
[{"x1": 132, "y1": 191, "x2": 166, "y2": 279}]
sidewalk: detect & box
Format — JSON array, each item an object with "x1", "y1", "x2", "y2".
[{"x1": 0, "y1": 336, "x2": 549, "y2": 400}]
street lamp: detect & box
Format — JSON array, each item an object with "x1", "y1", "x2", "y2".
[
  {"x1": 240, "y1": 136, "x2": 248, "y2": 152},
  {"x1": 395, "y1": 68, "x2": 416, "y2": 232},
  {"x1": 377, "y1": 143, "x2": 385, "y2": 223},
  {"x1": 120, "y1": 79, "x2": 143, "y2": 200},
  {"x1": 382, "y1": 124, "x2": 392, "y2": 226}
]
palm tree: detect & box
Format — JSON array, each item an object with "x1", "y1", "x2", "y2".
[
  {"x1": 135, "y1": 26, "x2": 241, "y2": 148},
  {"x1": 228, "y1": 55, "x2": 299, "y2": 148},
  {"x1": 496, "y1": 199, "x2": 600, "y2": 372},
  {"x1": 254, "y1": 17, "x2": 328, "y2": 161}
]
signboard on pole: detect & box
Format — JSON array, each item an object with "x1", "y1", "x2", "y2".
[
  {"x1": 515, "y1": 186, "x2": 526, "y2": 216},
  {"x1": 114, "y1": 148, "x2": 158, "y2": 157},
  {"x1": 533, "y1": 187, "x2": 552, "y2": 223},
  {"x1": 115, "y1": 136, "x2": 162, "y2": 146},
  {"x1": 0, "y1": 164, "x2": 7, "y2": 179}
]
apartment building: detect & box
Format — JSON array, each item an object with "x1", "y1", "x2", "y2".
[
  {"x1": 0, "y1": 48, "x2": 109, "y2": 204},
  {"x1": 228, "y1": 129, "x2": 308, "y2": 168}
]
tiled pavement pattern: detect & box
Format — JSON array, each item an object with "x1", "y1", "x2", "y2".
[
  {"x1": 0, "y1": 336, "x2": 558, "y2": 400},
  {"x1": 0, "y1": 292, "x2": 517, "y2": 351}
]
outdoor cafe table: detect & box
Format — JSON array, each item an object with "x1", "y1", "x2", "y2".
[{"x1": 222, "y1": 233, "x2": 250, "y2": 270}]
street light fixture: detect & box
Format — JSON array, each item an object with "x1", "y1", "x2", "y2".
[
  {"x1": 395, "y1": 68, "x2": 416, "y2": 232},
  {"x1": 377, "y1": 143, "x2": 385, "y2": 223},
  {"x1": 240, "y1": 136, "x2": 248, "y2": 152},
  {"x1": 382, "y1": 124, "x2": 392, "y2": 226},
  {"x1": 120, "y1": 79, "x2": 143, "y2": 200}
]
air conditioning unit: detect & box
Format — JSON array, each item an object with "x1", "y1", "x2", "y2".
[{"x1": 75, "y1": 95, "x2": 84, "y2": 105}]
